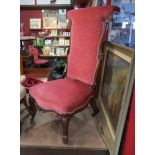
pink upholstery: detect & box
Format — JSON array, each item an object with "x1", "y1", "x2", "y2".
[
  {"x1": 67, "y1": 6, "x2": 115, "y2": 86},
  {"x1": 35, "y1": 59, "x2": 49, "y2": 64},
  {"x1": 22, "y1": 77, "x2": 43, "y2": 88},
  {"x1": 29, "y1": 48, "x2": 48, "y2": 65},
  {"x1": 29, "y1": 6, "x2": 115, "y2": 115},
  {"x1": 30, "y1": 79, "x2": 93, "y2": 114}
]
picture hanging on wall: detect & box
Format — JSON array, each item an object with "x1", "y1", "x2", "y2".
[
  {"x1": 30, "y1": 18, "x2": 41, "y2": 29},
  {"x1": 43, "y1": 17, "x2": 57, "y2": 29}
]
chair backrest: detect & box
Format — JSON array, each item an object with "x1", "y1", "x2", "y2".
[
  {"x1": 67, "y1": 6, "x2": 115, "y2": 86},
  {"x1": 29, "y1": 48, "x2": 39, "y2": 62}
]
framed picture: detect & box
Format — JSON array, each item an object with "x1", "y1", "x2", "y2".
[
  {"x1": 97, "y1": 41, "x2": 135, "y2": 155},
  {"x1": 43, "y1": 17, "x2": 57, "y2": 29},
  {"x1": 30, "y1": 18, "x2": 41, "y2": 29}
]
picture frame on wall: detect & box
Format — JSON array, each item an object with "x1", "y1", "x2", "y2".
[
  {"x1": 30, "y1": 18, "x2": 41, "y2": 29},
  {"x1": 43, "y1": 17, "x2": 57, "y2": 29},
  {"x1": 97, "y1": 41, "x2": 135, "y2": 155}
]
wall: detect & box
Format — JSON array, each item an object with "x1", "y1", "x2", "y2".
[{"x1": 20, "y1": 10, "x2": 42, "y2": 35}]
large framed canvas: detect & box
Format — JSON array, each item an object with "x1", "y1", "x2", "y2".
[{"x1": 97, "y1": 41, "x2": 135, "y2": 155}]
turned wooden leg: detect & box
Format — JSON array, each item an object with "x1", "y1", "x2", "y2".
[
  {"x1": 28, "y1": 95, "x2": 37, "y2": 122},
  {"x1": 22, "y1": 95, "x2": 33, "y2": 116},
  {"x1": 60, "y1": 115, "x2": 71, "y2": 143},
  {"x1": 90, "y1": 97, "x2": 99, "y2": 116}
]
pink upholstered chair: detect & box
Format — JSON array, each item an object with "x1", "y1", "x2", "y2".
[
  {"x1": 29, "y1": 47, "x2": 49, "y2": 67},
  {"x1": 29, "y1": 6, "x2": 119, "y2": 142}
]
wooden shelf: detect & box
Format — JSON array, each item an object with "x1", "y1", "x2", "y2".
[
  {"x1": 30, "y1": 28, "x2": 70, "y2": 30},
  {"x1": 20, "y1": 4, "x2": 73, "y2": 10},
  {"x1": 50, "y1": 45, "x2": 69, "y2": 47},
  {"x1": 39, "y1": 55, "x2": 67, "y2": 58},
  {"x1": 24, "y1": 68, "x2": 51, "y2": 78},
  {"x1": 35, "y1": 45, "x2": 44, "y2": 48},
  {"x1": 35, "y1": 45, "x2": 69, "y2": 48},
  {"x1": 45, "y1": 36, "x2": 70, "y2": 39}
]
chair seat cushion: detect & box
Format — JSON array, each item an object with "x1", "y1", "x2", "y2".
[
  {"x1": 35, "y1": 59, "x2": 48, "y2": 64},
  {"x1": 29, "y1": 79, "x2": 93, "y2": 114}
]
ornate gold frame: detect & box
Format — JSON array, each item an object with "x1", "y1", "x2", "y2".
[{"x1": 97, "y1": 41, "x2": 135, "y2": 155}]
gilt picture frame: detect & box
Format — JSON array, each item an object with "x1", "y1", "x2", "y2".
[{"x1": 97, "y1": 41, "x2": 135, "y2": 155}]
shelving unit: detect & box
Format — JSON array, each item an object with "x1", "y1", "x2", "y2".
[
  {"x1": 31, "y1": 28, "x2": 70, "y2": 57},
  {"x1": 45, "y1": 36, "x2": 70, "y2": 39},
  {"x1": 30, "y1": 28, "x2": 70, "y2": 30},
  {"x1": 21, "y1": 5, "x2": 71, "y2": 77},
  {"x1": 39, "y1": 55, "x2": 67, "y2": 58}
]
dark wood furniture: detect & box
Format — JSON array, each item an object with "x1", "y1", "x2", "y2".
[
  {"x1": 20, "y1": 4, "x2": 73, "y2": 10},
  {"x1": 22, "y1": 68, "x2": 51, "y2": 121},
  {"x1": 21, "y1": 53, "x2": 33, "y2": 68},
  {"x1": 20, "y1": 36, "x2": 36, "y2": 50},
  {"x1": 20, "y1": 94, "x2": 34, "y2": 121},
  {"x1": 23, "y1": 68, "x2": 51, "y2": 79}
]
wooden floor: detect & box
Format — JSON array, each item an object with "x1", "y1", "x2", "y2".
[
  {"x1": 21, "y1": 105, "x2": 109, "y2": 155},
  {"x1": 21, "y1": 146, "x2": 109, "y2": 155}
]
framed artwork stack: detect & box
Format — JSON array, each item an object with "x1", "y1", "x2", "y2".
[{"x1": 97, "y1": 41, "x2": 135, "y2": 155}]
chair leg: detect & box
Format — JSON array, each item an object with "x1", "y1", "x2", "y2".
[
  {"x1": 60, "y1": 115, "x2": 71, "y2": 143},
  {"x1": 28, "y1": 96, "x2": 37, "y2": 122},
  {"x1": 90, "y1": 97, "x2": 99, "y2": 116},
  {"x1": 22, "y1": 96, "x2": 33, "y2": 116}
]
